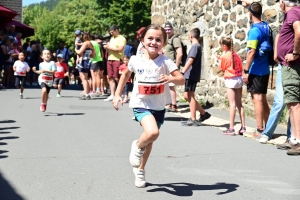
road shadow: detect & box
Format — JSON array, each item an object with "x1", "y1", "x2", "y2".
[
  {"x1": 0, "y1": 142, "x2": 8, "y2": 145},
  {"x1": 0, "y1": 120, "x2": 16, "y2": 123},
  {"x1": 0, "y1": 132, "x2": 11, "y2": 134},
  {"x1": 0, "y1": 136, "x2": 19, "y2": 141},
  {"x1": 24, "y1": 97, "x2": 41, "y2": 99},
  {"x1": 146, "y1": 182, "x2": 239, "y2": 196},
  {"x1": 0, "y1": 127, "x2": 20, "y2": 131},
  {"x1": 44, "y1": 112, "x2": 85, "y2": 117},
  {"x1": 0, "y1": 171, "x2": 25, "y2": 200},
  {"x1": 177, "y1": 103, "x2": 215, "y2": 113}
]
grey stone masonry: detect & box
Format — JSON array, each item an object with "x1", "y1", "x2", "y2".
[
  {"x1": 151, "y1": 0, "x2": 283, "y2": 115},
  {"x1": 0, "y1": 0, "x2": 22, "y2": 22}
]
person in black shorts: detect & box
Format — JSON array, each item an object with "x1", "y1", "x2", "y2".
[
  {"x1": 13, "y1": 52, "x2": 30, "y2": 99},
  {"x1": 181, "y1": 28, "x2": 211, "y2": 126}
]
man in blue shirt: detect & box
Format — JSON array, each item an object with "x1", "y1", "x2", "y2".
[{"x1": 242, "y1": 2, "x2": 270, "y2": 136}]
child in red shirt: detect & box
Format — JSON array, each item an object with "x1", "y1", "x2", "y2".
[
  {"x1": 53, "y1": 54, "x2": 69, "y2": 97},
  {"x1": 119, "y1": 55, "x2": 131, "y2": 103}
]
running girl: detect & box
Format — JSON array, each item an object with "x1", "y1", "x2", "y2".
[
  {"x1": 217, "y1": 36, "x2": 246, "y2": 135},
  {"x1": 13, "y1": 52, "x2": 30, "y2": 99},
  {"x1": 112, "y1": 24, "x2": 185, "y2": 188},
  {"x1": 32, "y1": 49, "x2": 57, "y2": 112}
]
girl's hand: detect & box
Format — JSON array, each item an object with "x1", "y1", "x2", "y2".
[
  {"x1": 112, "y1": 95, "x2": 123, "y2": 111},
  {"x1": 32, "y1": 67, "x2": 36, "y2": 71},
  {"x1": 158, "y1": 74, "x2": 172, "y2": 84},
  {"x1": 215, "y1": 54, "x2": 221, "y2": 59}
]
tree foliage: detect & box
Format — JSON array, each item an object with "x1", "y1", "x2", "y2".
[
  {"x1": 23, "y1": 0, "x2": 151, "y2": 51},
  {"x1": 27, "y1": 0, "x2": 61, "y2": 11}
]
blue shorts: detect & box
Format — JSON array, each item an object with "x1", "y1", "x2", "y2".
[
  {"x1": 78, "y1": 60, "x2": 90, "y2": 73},
  {"x1": 133, "y1": 108, "x2": 165, "y2": 129}
]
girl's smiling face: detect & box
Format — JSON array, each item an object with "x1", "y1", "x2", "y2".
[
  {"x1": 142, "y1": 29, "x2": 165, "y2": 55},
  {"x1": 42, "y1": 50, "x2": 51, "y2": 62}
]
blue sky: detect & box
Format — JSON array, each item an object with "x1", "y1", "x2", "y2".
[{"x1": 23, "y1": 0, "x2": 44, "y2": 6}]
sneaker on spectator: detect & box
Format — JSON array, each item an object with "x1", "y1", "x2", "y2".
[
  {"x1": 223, "y1": 128, "x2": 235, "y2": 136},
  {"x1": 198, "y1": 112, "x2": 211, "y2": 122},
  {"x1": 181, "y1": 118, "x2": 201, "y2": 126},
  {"x1": 166, "y1": 104, "x2": 172, "y2": 112},
  {"x1": 133, "y1": 167, "x2": 146, "y2": 188},
  {"x1": 79, "y1": 95, "x2": 91, "y2": 100},
  {"x1": 129, "y1": 140, "x2": 145, "y2": 167},
  {"x1": 286, "y1": 143, "x2": 300, "y2": 155},
  {"x1": 32, "y1": 82, "x2": 38, "y2": 86},
  {"x1": 259, "y1": 135, "x2": 269, "y2": 144},
  {"x1": 243, "y1": 128, "x2": 262, "y2": 138},
  {"x1": 104, "y1": 95, "x2": 114, "y2": 101},
  {"x1": 276, "y1": 139, "x2": 293, "y2": 150},
  {"x1": 238, "y1": 127, "x2": 246, "y2": 135},
  {"x1": 169, "y1": 104, "x2": 178, "y2": 112}
]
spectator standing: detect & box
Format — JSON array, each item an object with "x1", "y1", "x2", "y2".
[
  {"x1": 242, "y1": 2, "x2": 270, "y2": 136},
  {"x1": 90, "y1": 34, "x2": 103, "y2": 95},
  {"x1": 53, "y1": 54, "x2": 69, "y2": 98},
  {"x1": 22, "y1": 38, "x2": 30, "y2": 51},
  {"x1": 276, "y1": 0, "x2": 300, "y2": 155},
  {"x1": 163, "y1": 22, "x2": 183, "y2": 112},
  {"x1": 180, "y1": 28, "x2": 211, "y2": 126},
  {"x1": 103, "y1": 25, "x2": 126, "y2": 101}
]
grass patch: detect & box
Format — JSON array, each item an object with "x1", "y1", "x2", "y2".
[
  {"x1": 179, "y1": 99, "x2": 187, "y2": 103},
  {"x1": 279, "y1": 107, "x2": 288, "y2": 124}
]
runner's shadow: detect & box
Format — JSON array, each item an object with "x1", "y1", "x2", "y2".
[
  {"x1": 24, "y1": 97, "x2": 41, "y2": 99},
  {"x1": 0, "y1": 171, "x2": 25, "y2": 199},
  {"x1": 0, "y1": 127, "x2": 20, "y2": 131},
  {"x1": 146, "y1": 182, "x2": 239, "y2": 196},
  {"x1": 44, "y1": 112, "x2": 85, "y2": 117},
  {"x1": 0, "y1": 136, "x2": 19, "y2": 141},
  {"x1": 0, "y1": 120, "x2": 16, "y2": 123},
  {"x1": 0, "y1": 132, "x2": 11, "y2": 134},
  {"x1": 0, "y1": 142, "x2": 8, "y2": 145},
  {"x1": 60, "y1": 96, "x2": 80, "y2": 98}
]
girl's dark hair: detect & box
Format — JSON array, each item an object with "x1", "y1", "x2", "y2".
[
  {"x1": 124, "y1": 55, "x2": 130, "y2": 60},
  {"x1": 140, "y1": 24, "x2": 167, "y2": 44},
  {"x1": 83, "y1": 32, "x2": 91, "y2": 41},
  {"x1": 220, "y1": 36, "x2": 236, "y2": 69}
]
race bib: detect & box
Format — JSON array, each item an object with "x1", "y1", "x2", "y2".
[
  {"x1": 138, "y1": 81, "x2": 164, "y2": 95},
  {"x1": 42, "y1": 75, "x2": 53, "y2": 85},
  {"x1": 16, "y1": 71, "x2": 26, "y2": 76}
]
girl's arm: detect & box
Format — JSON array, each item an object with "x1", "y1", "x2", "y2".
[
  {"x1": 89, "y1": 42, "x2": 95, "y2": 58},
  {"x1": 113, "y1": 68, "x2": 132, "y2": 110},
  {"x1": 13, "y1": 65, "x2": 16, "y2": 71},
  {"x1": 32, "y1": 66, "x2": 42, "y2": 74},
  {"x1": 159, "y1": 69, "x2": 185, "y2": 85},
  {"x1": 1, "y1": 45, "x2": 7, "y2": 55}
]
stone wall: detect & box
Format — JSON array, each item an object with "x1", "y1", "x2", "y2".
[
  {"x1": 0, "y1": 0, "x2": 22, "y2": 22},
  {"x1": 151, "y1": 0, "x2": 282, "y2": 113}
]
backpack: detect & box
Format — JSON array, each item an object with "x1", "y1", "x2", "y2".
[
  {"x1": 252, "y1": 21, "x2": 276, "y2": 67},
  {"x1": 170, "y1": 35, "x2": 188, "y2": 66}
]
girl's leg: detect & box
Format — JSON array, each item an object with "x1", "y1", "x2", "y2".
[
  {"x1": 99, "y1": 70, "x2": 104, "y2": 94},
  {"x1": 226, "y1": 88, "x2": 237, "y2": 129},
  {"x1": 137, "y1": 115, "x2": 160, "y2": 148},
  {"x1": 90, "y1": 70, "x2": 96, "y2": 92},
  {"x1": 235, "y1": 87, "x2": 245, "y2": 127},
  {"x1": 139, "y1": 142, "x2": 153, "y2": 170}
]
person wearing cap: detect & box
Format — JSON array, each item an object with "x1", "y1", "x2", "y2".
[
  {"x1": 103, "y1": 25, "x2": 126, "y2": 101},
  {"x1": 242, "y1": 2, "x2": 270, "y2": 136},
  {"x1": 163, "y1": 22, "x2": 183, "y2": 112},
  {"x1": 100, "y1": 33, "x2": 111, "y2": 93},
  {"x1": 276, "y1": 0, "x2": 300, "y2": 155},
  {"x1": 53, "y1": 53, "x2": 69, "y2": 98},
  {"x1": 75, "y1": 30, "x2": 83, "y2": 69}
]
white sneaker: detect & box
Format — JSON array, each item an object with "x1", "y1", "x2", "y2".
[
  {"x1": 133, "y1": 167, "x2": 146, "y2": 188},
  {"x1": 129, "y1": 140, "x2": 145, "y2": 167},
  {"x1": 104, "y1": 95, "x2": 114, "y2": 101},
  {"x1": 259, "y1": 135, "x2": 269, "y2": 144}
]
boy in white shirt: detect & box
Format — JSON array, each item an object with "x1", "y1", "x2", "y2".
[{"x1": 13, "y1": 52, "x2": 30, "y2": 99}]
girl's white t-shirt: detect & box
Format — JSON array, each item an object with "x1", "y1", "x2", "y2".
[
  {"x1": 13, "y1": 60, "x2": 30, "y2": 76},
  {"x1": 128, "y1": 54, "x2": 177, "y2": 110}
]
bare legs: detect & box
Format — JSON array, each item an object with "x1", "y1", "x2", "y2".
[
  {"x1": 226, "y1": 88, "x2": 245, "y2": 128},
  {"x1": 137, "y1": 115, "x2": 159, "y2": 170},
  {"x1": 287, "y1": 103, "x2": 300, "y2": 140},
  {"x1": 251, "y1": 92, "x2": 270, "y2": 129},
  {"x1": 169, "y1": 86, "x2": 177, "y2": 105},
  {"x1": 184, "y1": 91, "x2": 205, "y2": 120},
  {"x1": 79, "y1": 72, "x2": 90, "y2": 95},
  {"x1": 41, "y1": 87, "x2": 49, "y2": 104}
]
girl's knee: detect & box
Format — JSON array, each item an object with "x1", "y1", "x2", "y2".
[{"x1": 147, "y1": 131, "x2": 160, "y2": 141}]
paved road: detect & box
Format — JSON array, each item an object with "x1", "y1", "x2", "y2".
[{"x1": 0, "y1": 86, "x2": 300, "y2": 200}]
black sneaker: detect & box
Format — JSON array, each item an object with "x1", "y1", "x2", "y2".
[
  {"x1": 180, "y1": 118, "x2": 201, "y2": 126},
  {"x1": 198, "y1": 112, "x2": 211, "y2": 122},
  {"x1": 79, "y1": 95, "x2": 91, "y2": 100}
]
